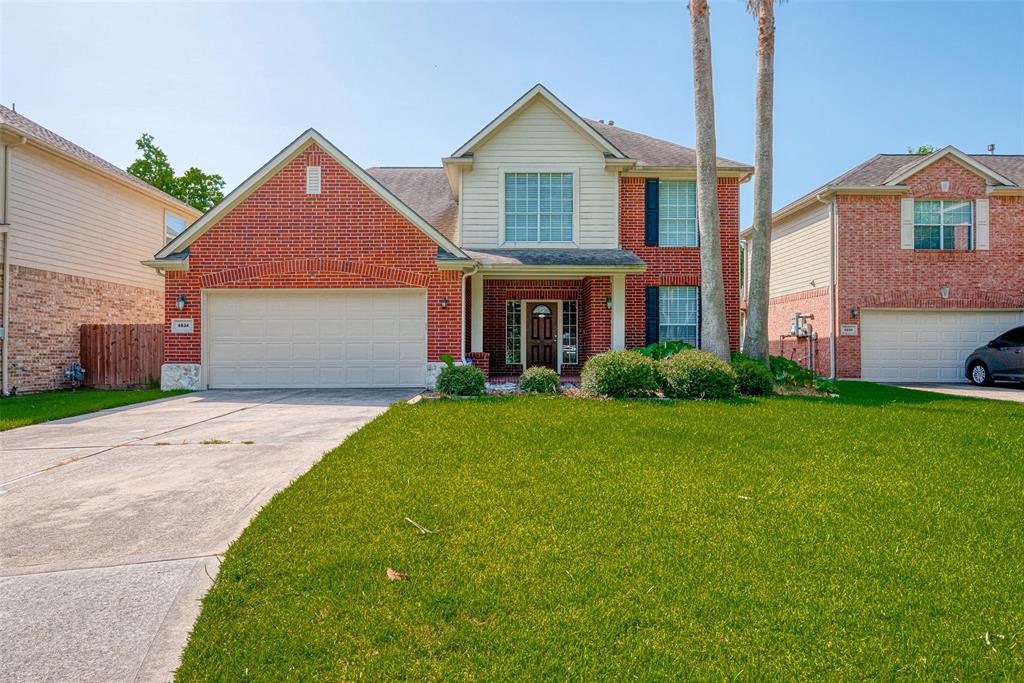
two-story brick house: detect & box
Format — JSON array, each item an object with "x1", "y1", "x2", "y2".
[
  {"x1": 147, "y1": 85, "x2": 751, "y2": 390},
  {"x1": 743, "y1": 146, "x2": 1023, "y2": 382}
]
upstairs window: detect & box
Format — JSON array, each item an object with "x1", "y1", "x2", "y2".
[
  {"x1": 658, "y1": 180, "x2": 698, "y2": 246},
  {"x1": 165, "y1": 212, "x2": 186, "y2": 243},
  {"x1": 504, "y1": 172, "x2": 574, "y2": 243},
  {"x1": 914, "y1": 200, "x2": 972, "y2": 250}
]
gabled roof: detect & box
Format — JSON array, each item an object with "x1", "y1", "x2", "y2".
[
  {"x1": 152, "y1": 129, "x2": 467, "y2": 262},
  {"x1": 447, "y1": 84, "x2": 628, "y2": 160},
  {"x1": 584, "y1": 118, "x2": 752, "y2": 172},
  {"x1": 0, "y1": 105, "x2": 199, "y2": 216},
  {"x1": 366, "y1": 167, "x2": 457, "y2": 241},
  {"x1": 750, "y1": 147, "x2": 1024, "y2": 233},
  {"x1": 882, "y1": 146, "x2": 1018, "y2": 187}
]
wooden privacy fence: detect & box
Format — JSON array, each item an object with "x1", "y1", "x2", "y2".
[{"x1": 80, "y1": 324, "x2": 163, "y2": 388}]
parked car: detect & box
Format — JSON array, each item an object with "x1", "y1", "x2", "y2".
[{"x1": 965, "y1": 326, "x2": 1024, "y2": 385}]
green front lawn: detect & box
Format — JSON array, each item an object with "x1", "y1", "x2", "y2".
[
  {"x1": 0, "y1": 388, "x2": 188, "y2": 431},
  {"x1": 178, "y1": 383, "x2": 1024, "y2": 680}
]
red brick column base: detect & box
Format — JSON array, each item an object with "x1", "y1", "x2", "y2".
[{"x1": 467, "y1": 352, "x2": 490, "y2": 380}]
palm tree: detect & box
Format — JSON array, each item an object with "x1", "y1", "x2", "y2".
[
  {"x1": 742, "y1": 0, "x2": 777, "y2": 364},
  {"x1": 690, "y1": 0, "x2": 730, "y2": 361}
]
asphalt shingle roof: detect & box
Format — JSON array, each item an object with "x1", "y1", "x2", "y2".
[
  {"x1": 0, "y1": 105, "x2": 194, "y2": 212},
  {"x1": 463, "y1": 248, "x2": 645, "y2": 268},
  {"x1": 584, "y1": 118, "x2": 750, "y2": 170},
  {"x1": 827, "y1": 153, "x2": 1024, "y2": 188},
  {"x1": 366, "y1": 167, "x2": 458, "y2": 242}
]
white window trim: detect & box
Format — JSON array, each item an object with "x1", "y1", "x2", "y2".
[
  {"x1": 164, "y1": 210, "x2": 186, "y2": 243},
  {"x1": 913, "y1": 199, "x2": 973, "y2": 251},
  {"x1": 658, "y1": 179, "x2": 699, "y2": 248},
  {"x1": 659, "y1": 286, "x2": 701, "y2": 348},
  {"x1": 498, "y1": 166, "x2": 580, "y2": 248}
]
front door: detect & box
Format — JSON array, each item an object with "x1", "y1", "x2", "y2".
[{"x1": 527, "y1": 302, "x2": 557, "y2": 369}]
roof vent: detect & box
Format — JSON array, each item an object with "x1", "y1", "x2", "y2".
[
  {"x1": 599, "y1": 119, "x2": 605, "y2": 124},
  {"x1": 987, "y1": 143, "x2": 996, "y2": 155},
  {"x1": 306, "y1": 166, "x2": 321, "y2": 195},
  {"x1": 608, "y1": 120, "x2": 615, "y2": 126}
]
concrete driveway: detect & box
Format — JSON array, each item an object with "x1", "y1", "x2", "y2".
[
  {"x1": 894, "y1": 382, "x2": 1024, "y2": 403},
  {"x1": 0, "y1": 388, "x2": 417, "y2": 683}
]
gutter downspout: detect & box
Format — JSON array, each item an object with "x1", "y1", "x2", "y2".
[
  {"x1": 460, "y1": 264, "x2": 478, "y2": 364},
  {"x1": 2, "y1": 137, "x2": 27, "y2": 396},
  {"x1": 815, "y1": 192, "x2": 838, "y2": 380}
]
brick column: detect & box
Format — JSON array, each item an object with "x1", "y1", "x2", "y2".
[{"x1": 467, "y1": 351, "x2": 490, "y2": 379}]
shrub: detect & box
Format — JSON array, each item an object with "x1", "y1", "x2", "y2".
[
  {"x1": 634, "y1": 340, "x2": 695, "y2": 361},
  {"x1": 519, "y1": 366, "x2": 561, "y2": 394},
  {"x1": 580, "y1": 350, "x2": 659, "y2": 398},
  {"x1": 657, "y1": 350, "x2": 737, "y2": 400},
  {"x1": 731, "y1": 357, "x2": 774, "y2": 396},
  {"x1": 435, "y1": 364, "x2": 485, "y2": 396},
  {"x1": 769, "y1": 355, "x2": 837, "y2": 394}
]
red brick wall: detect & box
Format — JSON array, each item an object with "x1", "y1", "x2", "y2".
[
  {"x1": 766, "y1": 286, "x2": 832, "y2": 378},
  {"x1": 834, "y1": 156, "x2": 1024, "y2": 377},
  {"x1": 581, "y1": 276, "x2": 612, "y2": 362},
  {"x1": 620, "y1": 176, "x2": 742, "y2": 350},
  {"x1": 164, "y1": 144, "x2": 463, "y2": 365},
  {"x1": 482, "y1": 279, "x2": 584, "y2": 375},
  {"x1": 5, "y1": 264, "x2": 162, "y2": 393}
]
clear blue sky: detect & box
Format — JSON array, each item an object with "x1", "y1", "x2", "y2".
[{"x1": 3, "y1": 1, "x2": 1022, "y2": 225}]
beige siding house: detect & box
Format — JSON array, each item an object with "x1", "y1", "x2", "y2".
[{"x1": 0, "y1": 106, "x2": 200, "y2": 393}]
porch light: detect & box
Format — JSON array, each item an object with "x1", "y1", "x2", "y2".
[
  {"x1": 439, "y1": 296, "x2": 449, "y2": 308},
  {"x1": 605, "y1": 296, "x2": 612, "y2": 310},
  {"x1": 850, "y1": 306, "x2": 859, "y2": 318},
  {"x1": 176, "y1": 294, "x2": 188, "y2": 311}
]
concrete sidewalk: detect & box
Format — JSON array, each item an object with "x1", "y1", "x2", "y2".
[
  {"x1": 894, "y1": 382, "x2": 1024, "y2": 403},
  {"x1": 0, "y1": 388, "x2": 417, "y2": 682}
]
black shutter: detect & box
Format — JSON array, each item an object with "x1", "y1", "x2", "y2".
[
  {"x1": 645, "y1": 286, "x2": 660, "y2": 344},
  {"x1": 644, "y1": 179, "x2": 659, "y2": 246}
]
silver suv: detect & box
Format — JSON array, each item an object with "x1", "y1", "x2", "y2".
[{"x1": 965, "y1": 326, "x2": 1024, "y2": 385}]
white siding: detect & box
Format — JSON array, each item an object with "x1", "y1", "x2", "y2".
[
  {"x1": 6, "y1": 144, "x2": 189, "y2": 290},
  {"x1": 768, "y1": 203, "x2": 831, "y2": 297},
  {"x1": 459, "y1": 99, "x2": 618, "y2": 249}
]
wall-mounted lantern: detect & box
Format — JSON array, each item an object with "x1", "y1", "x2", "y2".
[
  {"x1": 605, "y1": 297, "x2": 613, "y2": 310},
  {"x1": 176, "y1": 294, "x2": 188, "y2": 311}
]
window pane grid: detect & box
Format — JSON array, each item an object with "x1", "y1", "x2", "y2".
[
  {"x1": 505, "y1": 301, "x2": 522, "y2": 365},
  {"x1": 914, "y1": 199, "x2": 972, "y2": 250},
  {"x1": 659, "y1": 287, "x2": 698, "y2": 346},
  {"x1": 505, "y1": 172, "x2": 573, "y2": 242},
  {"x1": 561, "y1": 301, "x2": 578, "y2": 364},
  {"x1": 659, "y1": 180, "x2": 698, "y2": 246}
]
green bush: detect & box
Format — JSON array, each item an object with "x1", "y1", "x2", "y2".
[
  {"x1": 657, "y1": 350, "x2": 737, "y2": 400},
  {"x1": 769, "y1": 355, "x2": 837, "y2": 394},
  {"x1": 634, "y1": 340, "x2": 695, "y2": 361},
  {"x1": 435, "y1": 364, "x2": 485, "y2": 396},
  {"x1": 731, "y1": 356, "x2": 774, "y2": 396},
  {"x1": 581, "y1": 350, "x2": 659, "y2": 398},
  {"x1": 519, "y1": 366, "x2": 562, "y2": 394}
]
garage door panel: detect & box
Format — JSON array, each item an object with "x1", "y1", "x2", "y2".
[
  {"x1": 206, "y1": 290, "x2": 427, "y2": 388},
  {"x1": 861, "y1": 309, "x2": 1024, "y2": 383}
]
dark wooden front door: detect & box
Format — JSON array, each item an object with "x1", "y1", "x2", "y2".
[{"x1": 527, "y1": 302, "x2": 557, "y2": 369}]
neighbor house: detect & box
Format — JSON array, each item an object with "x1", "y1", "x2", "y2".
[
  {"x1": 0, "y1": 106, "x2": 201, "y2": 393},
  {"x1": 145, "y1": 85, "x2": 752, "y2": 390},
  {"x1": 742, "y1": 146, "x2": 1024, "y2": 382}
]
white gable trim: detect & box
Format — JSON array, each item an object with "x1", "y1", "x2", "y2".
[
  {"x1": 883, "y1": 146, "x2": 1016, "y2": 187},
  {"x1": 449, "y1": 84, "x2": 628, "y2": 160},
  {"x1": 154, "y1": 129, "x2": 466, "y2": 261}
]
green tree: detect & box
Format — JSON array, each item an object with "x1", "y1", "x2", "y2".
[
  {"x1": 127, "y1": 134, "x2": 225, "y2": 212},
  {"x1": 173, "y1": 166, "x2": 226, "y2": 213},
  {"x1": 908, "y1": 145, "x2": 938, "y2": 155}
]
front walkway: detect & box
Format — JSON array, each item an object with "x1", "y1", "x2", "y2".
[
  {"x1": 894, "y1": 382, "x2": 1024, "y2": 403},
  {"x1": 0, "y1": 388, "x2": 417, "y2": 682}
]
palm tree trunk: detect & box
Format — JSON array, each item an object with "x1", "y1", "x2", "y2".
[
  {"x1": 690, "y1": 0, "x2": 730, "y2": 362},
  {"x1": 743, "y1": 0, "x2": 776, "y2": 364}
]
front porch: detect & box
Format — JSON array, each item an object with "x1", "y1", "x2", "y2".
[{"x1": 464, "y1": 273, "x2": 627, "y2": 380}]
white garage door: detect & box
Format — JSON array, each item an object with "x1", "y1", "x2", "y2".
[
  {"x1": 861, "y1": 309, "x2": 1024, "y2": 383},
  {"x1": 205, "y1": 290, "x2": 427, "y2": 388}
]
